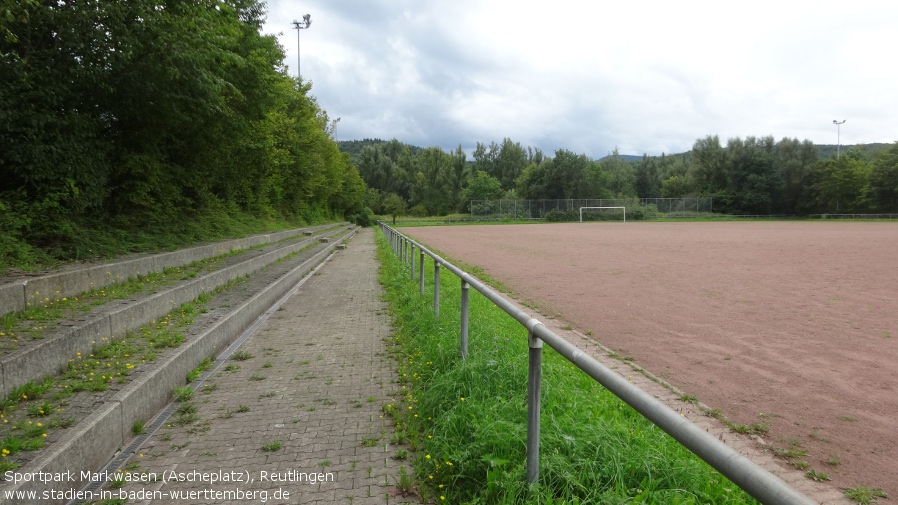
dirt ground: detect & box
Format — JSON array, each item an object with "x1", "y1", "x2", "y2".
[{"x1": 403, "y1": 221, "x2": 897, "y2": 501}]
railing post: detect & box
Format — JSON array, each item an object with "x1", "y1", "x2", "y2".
[
  {"x1": 434, "y1": 262, "x2": 441, "y2": 318},
  {"x1": 419, "y1": 250, "x2": 425, "y2": 294},
  {"x1": 526, "y1": 327, "x2": 543, "y2": 487},
  {"x1": 410, "y1": 243, "x2": 415, "y2": 280},
  {"x1": 460, "y1": 280, "x2": 469, "y2": 359}
]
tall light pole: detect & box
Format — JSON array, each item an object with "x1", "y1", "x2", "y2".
[
  {"x1": 832, "y1": 119, "x2": 846, "y2": 158},
  {"x1": 292, "y1": 14, "x2": 311, "y2": 78},
  {"x1": 331, "y1": 117, "x2": 341, "y2": 141}
]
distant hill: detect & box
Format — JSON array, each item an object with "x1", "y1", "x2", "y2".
[
  {"x1": 814, "y1": 143, "x2": 892, "y2": 160},
  {"x1": 597, "y1": 153, "x2": 643, "y2": 163},
  {"x1": 340, "y1": 139, "x2": 895, "y2": 166},
  {"x1": 337, "y1": 138, "x2": 388, "y2": 161},
  {"x1": 616, "y1": 143, "x2": 893, "y2": 162},
  {"x1": 338, "y1": 138, "x2": 424, "y2": 164}
]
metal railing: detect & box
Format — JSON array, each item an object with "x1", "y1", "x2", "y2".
[{"x1": 378, "y1": 221, "x2": 816, "y2": 505}]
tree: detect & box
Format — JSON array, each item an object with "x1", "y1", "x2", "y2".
[
  {"x1": 410, "y1": 147, "x2": 454, "y2": 215},
  {"x1": 0, "y1": 0, "x2": 366, "y2": 263},
  {"x1": 546, "y1": 149, "x2": 592, "y2": 199},
  {"x1": 661, "y1": 175, "x2": 690, "y2": 198},
  {"x1": 516, "y1": 162, "x2": 550, "y2": 200},
  {"x1": 462, "y1": 171, "x2": 504, "y2": 209},
  {"x1": 447, "y1": 145, "x2": 468, "y2": 212},
  {"x1": 775, "y1": 138, "x2": 817, "y2": 214},
  {"x1": 601, "y1": 148, "x2": 637, "y2": 197},
  {"x1": 687, "y1": 135, "x2": 727, "y2": 193},
  {"x1": 866, "y1": 142, "x2": 898, "y2": 212},
  {"x1": 806, "y1": 157, "x2": 871, "y2": 213},
  {"x1": 725, "y1": 136, "x2": 782, "y2": 214},
  {"x1": 494, "y1": 138, "x2": 530, "y2": 191},
  {"x1": 471, "y1": 141, "x2": 497, "y2": 180},
  {"x1": 382, "y1": 194, "x2": 407, "y2": 225},
  {"x1": 634, "y1": 155, "x2": 662, "y2": 198}
]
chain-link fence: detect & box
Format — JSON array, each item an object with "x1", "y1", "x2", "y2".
[{"x1": 470, "y1": 198, "x2": 713, "y2": 220}]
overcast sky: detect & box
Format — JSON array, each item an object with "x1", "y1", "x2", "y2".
[{"x1": 262, "y1": 0, "x2": 898, "y2": 159}]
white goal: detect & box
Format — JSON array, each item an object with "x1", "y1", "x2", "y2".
[{"x1": 579, "y1": 206, "x2": 626, "y2": 222}]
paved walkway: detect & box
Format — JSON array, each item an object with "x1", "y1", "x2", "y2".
[{"x1": 117, "y1": 229, "x2": 415, "y2": 504}]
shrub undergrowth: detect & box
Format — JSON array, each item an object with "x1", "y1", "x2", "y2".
[{"x1": 376, "y1": 230, "x2": 757, "y2": 504}]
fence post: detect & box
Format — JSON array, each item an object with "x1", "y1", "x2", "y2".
[
  {"x1": 526, "y1": 327, "x2": 543, "y2": 486},
  {"x1": 434, "y1": 263, "x2": 441, "y2": 318},
  {"x1": 419, "y1": 250, "x2": 425, "y2": 294},
  {"x1": 410, "y1": 243, "x2": 415, "y2": 280},
  {"x1": 460, "y1": 280, "x2": 469, "y2": 359}
]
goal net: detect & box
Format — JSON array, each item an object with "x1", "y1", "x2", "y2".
[{"x1": 580, "y1": 206, "x2": 626, "y2": 222}]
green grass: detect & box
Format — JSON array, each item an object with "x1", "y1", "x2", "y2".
[
  {"x1": 173, "y1": 387, "x2": 194, "y2": 403},
  {"x1": 187, "y1": 357, "x2": 214, "y2": 383},
  {"x1": 376, "y1": 231, "x2": 758, "y2": 504},
  {"x1": 231, "y1": 351, "x2": 254, "y2": 361},
  {"x1": 0, "y1": 209, "x2": 307, "y2": 274},
  {"x1": 843, "y1": 486, "x2": 888, "y2": 504}
]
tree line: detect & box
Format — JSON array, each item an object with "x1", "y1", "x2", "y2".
[
  {"x1": 354, "y1": 136, "x2": 898, "y2": 217},
  {"x1": 1, "y1": 0, "x2": 366, "y2": 265}
]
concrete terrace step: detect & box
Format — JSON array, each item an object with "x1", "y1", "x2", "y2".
[
  {"x1": 1, "y1": 226, "x2": 361, "y2": 503},
  {"x1": 0, "y1": 225, "x2": 338, "y2": 320},
  {"x1": 0, "y1": 225, "x2": 355, "y2": 397}
]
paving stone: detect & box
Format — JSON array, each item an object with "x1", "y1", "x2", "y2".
[{"x1": 115, "y1": 229, "x2": 416, "y2": 504}]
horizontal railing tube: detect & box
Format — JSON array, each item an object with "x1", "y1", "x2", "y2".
[
  {"x1": 529, "y1": 325, "x2": 815, "y2": 505},
  {"x1": 375, "y1": 222, "x2": 815, "y2": 505}
]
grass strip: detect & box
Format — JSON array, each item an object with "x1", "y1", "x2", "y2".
[{"x1": 375, "y1": 230, "x2": 758, "y2": 504}]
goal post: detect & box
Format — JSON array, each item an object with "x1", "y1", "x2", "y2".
[{"x1": 580, "y1": 206, "x2": 626, "y2": 222}]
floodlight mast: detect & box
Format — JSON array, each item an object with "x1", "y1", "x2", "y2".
[
  {"x1": 291, "y1": 14, "x2": 312, "y2": 78},
  {"x1": 832, "y1": 119, "x2": 846, "y2": 158}
]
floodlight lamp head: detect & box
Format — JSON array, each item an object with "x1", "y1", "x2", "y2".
[{"x1": 303, "y1": 14, "x2": 311, "y2": 27}]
